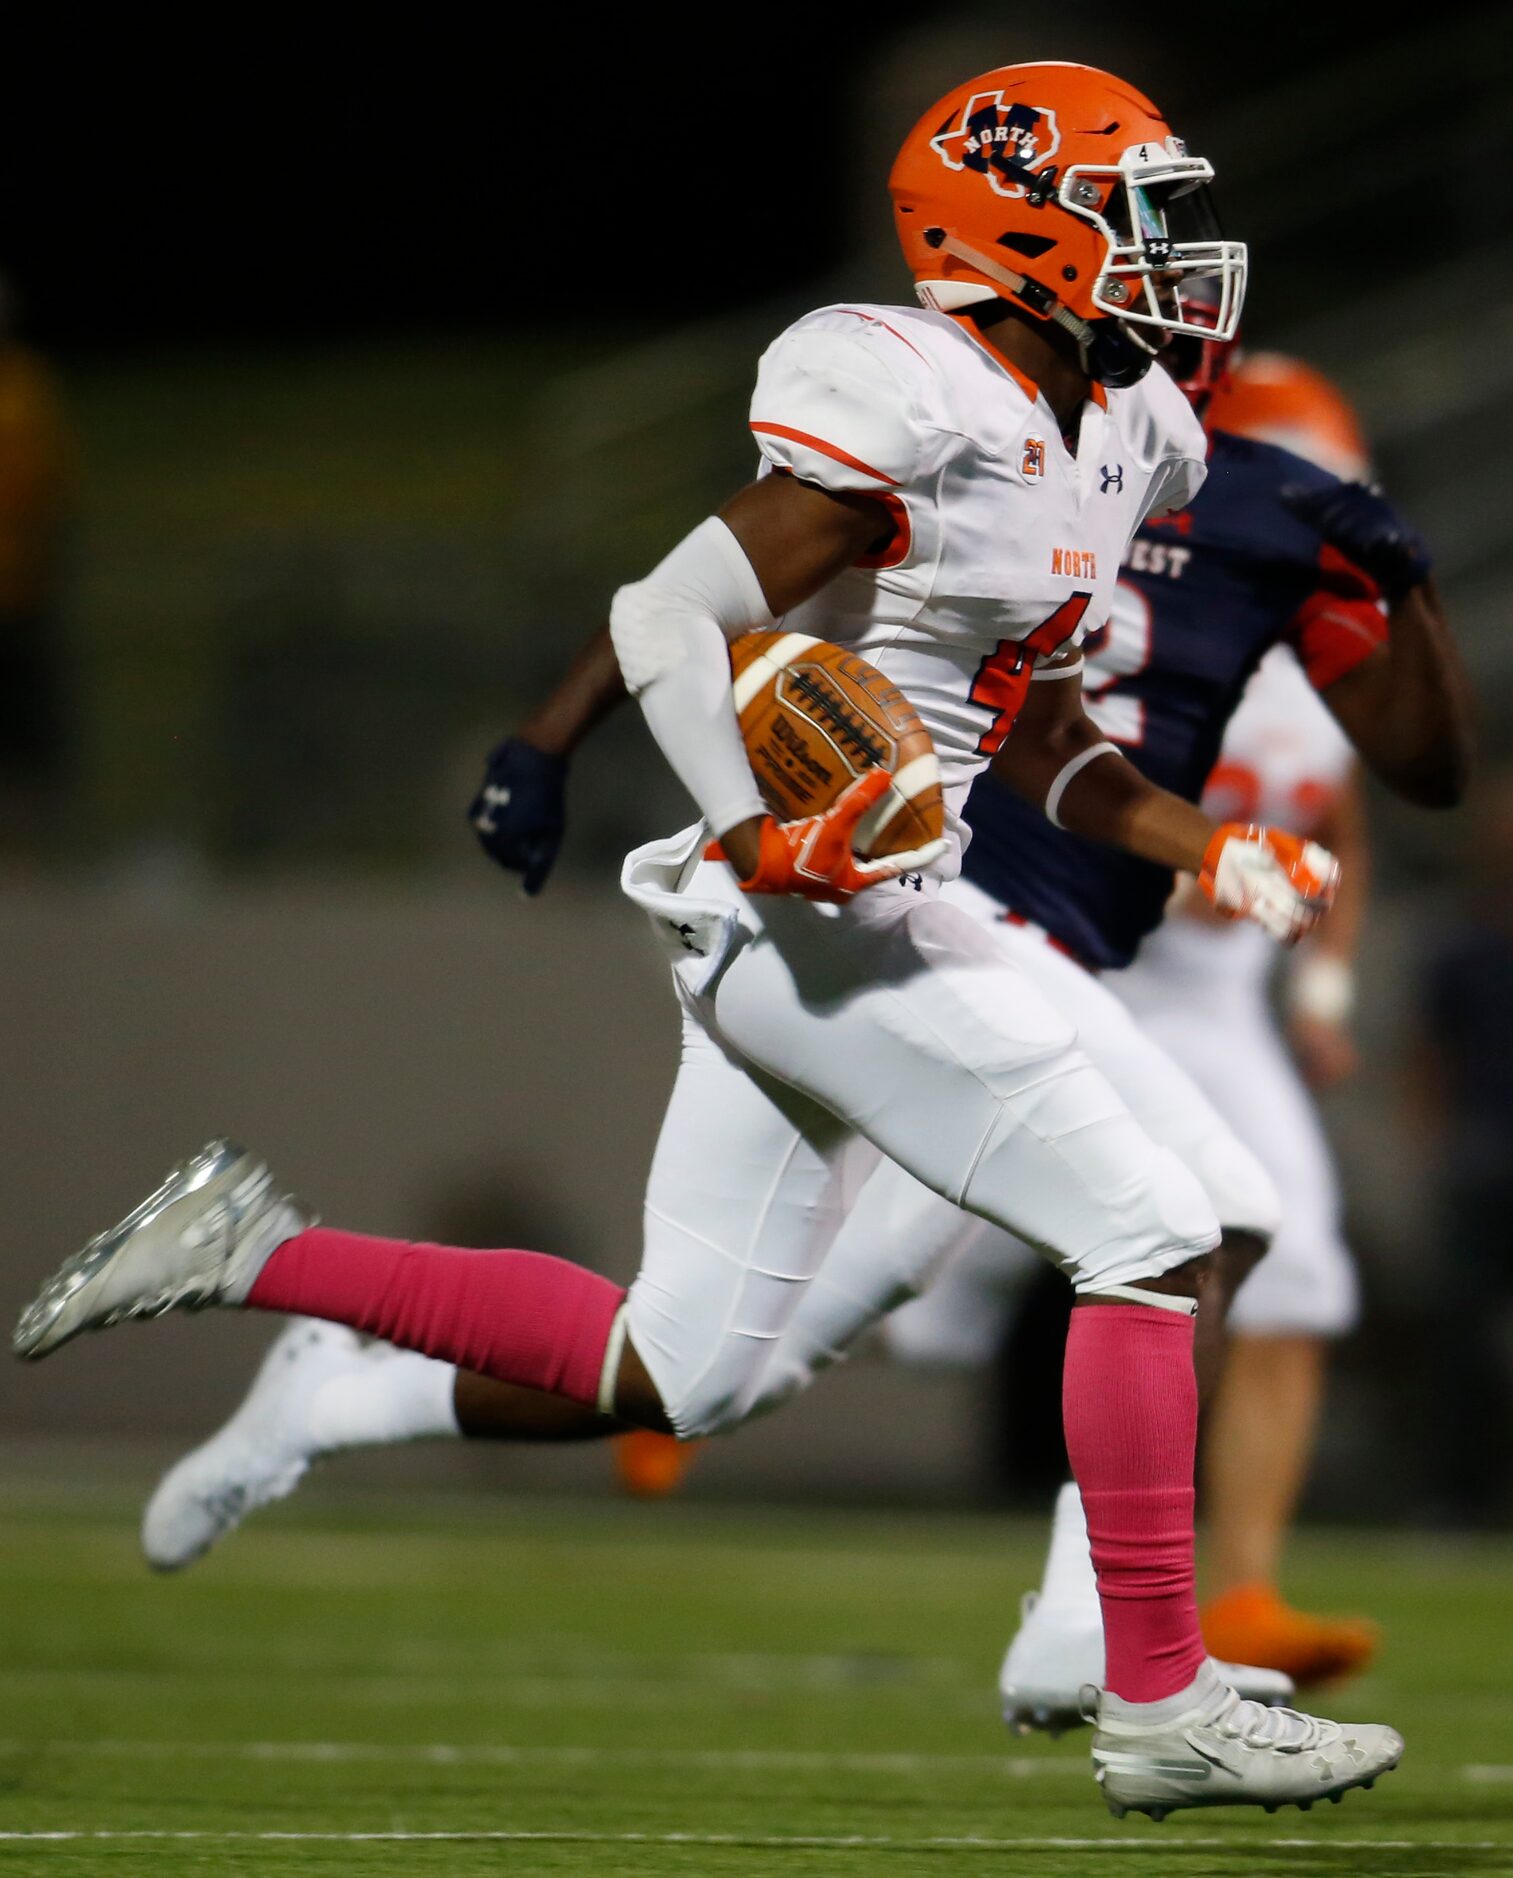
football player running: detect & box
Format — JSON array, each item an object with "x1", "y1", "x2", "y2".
[
  {"x1": 812, "y1": 335, "x2": 1465, "y2": 1720},
  {"x1": 15, "y1": 64, "x2": 1410, "y2": 1821},
  {"x1": 605, "y1": 312, "x2": 1464, "y2": 1719}
]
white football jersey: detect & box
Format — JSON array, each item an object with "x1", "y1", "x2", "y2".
[
  {"x1": 749, "y1": 303, "x2": 1207, "y2": 861},
  {"x1": 1202, "y1": 645, "x2": 1355, "y2": 836}
]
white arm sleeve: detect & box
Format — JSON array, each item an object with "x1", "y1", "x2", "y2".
[{"x1": 609, "y1": 515, "x2": 774, "y2": 838}]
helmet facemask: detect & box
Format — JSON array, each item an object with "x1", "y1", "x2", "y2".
[{"x1": 1060, "y1": 141, "x2": 1247, "y2": 346}]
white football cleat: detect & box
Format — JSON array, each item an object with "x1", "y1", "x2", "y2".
[
  {"x1": 142, "y1": 1317, "x2": 363, "y2": 1571},
  {"x1": 13, "y1": 1141, "x2": 312, "y2": 1361},
  {"x1": 1000, "y1": 1591, "x2": 1294, "y2": 1736},
  {"x1": 1092, "y1": 1659, "x2": 1403, "y2": 1820}
]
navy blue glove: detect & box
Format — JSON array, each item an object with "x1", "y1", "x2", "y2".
[
  {"x1": 1281, "y1": 480, "x2": 1432, "y2": 604},
  {"x1": 469, "y1": 738, "x2": 568, "y2": 895}
]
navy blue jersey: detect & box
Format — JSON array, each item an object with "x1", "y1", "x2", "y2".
[{"x1": 960, "y1": 429, "x2": 1385, "y2": 969}]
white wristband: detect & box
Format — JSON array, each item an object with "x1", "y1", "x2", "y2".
[
  {"x1": 1288, "y1": 954, "x2": 1355, "y2": 1025},
  {"x1": 1045, "y1": 741, "x2": 1119, "y2": 829}
]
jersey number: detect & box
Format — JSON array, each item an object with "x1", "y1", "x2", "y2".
[{"x1": 969, "y1": 592, "x2": 1092, "y2": 756}]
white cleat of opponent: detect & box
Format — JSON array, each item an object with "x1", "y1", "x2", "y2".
[
  {"x1": 1000, "y1": 1484, "x2": 1293, "y2": 1736},
  {"x1": 1092, "y1": 1659, "x2": 1403, "y2": 1820},
  {"x1": 142, "y1": 1318, "x2": 364, "y2": 1571},
  {"x1": 1000, "y1": 1590, "x2": 1294, "y2": 1736},
  {"x1": 12, "y1": 1141, "x2": 310, "y2": 1361}
]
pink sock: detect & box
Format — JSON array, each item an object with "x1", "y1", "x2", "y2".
[
  {"x1": 247, "y1": 1228, "x2": 625, "y2": 1411},
  {"x1": 1062, "y1": 1301, "x2": 1205, "y2": 1704}
]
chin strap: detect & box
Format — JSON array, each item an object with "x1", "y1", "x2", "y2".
[
  {"x1": 929, "y1": 231, "x2": 1157, "y2": 388},
  {"x1": 933, "y1": 232, "x2": 1091, "y2": 346}
]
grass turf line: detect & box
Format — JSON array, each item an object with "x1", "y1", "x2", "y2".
[{"x1": 1, "y1": 1482, "x2": 1511, "y2": 1876}]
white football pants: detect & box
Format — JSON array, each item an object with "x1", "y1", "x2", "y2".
[
  {"x1": 622, "y1": 849, "x2": 1218, "y2": 1438},
  {"x1": 740, "y1": 878, "x2": 1284, "y2": 1411},
  {"x1": 1113, "y1": 917, "x2": 1358, "y2": 1337}
]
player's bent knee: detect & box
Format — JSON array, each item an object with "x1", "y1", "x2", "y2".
[
  {"x1": 1197, "y1": 1133, "x2": 1282, "y2": 1243},
  {"x1": 1055, "y1": 1142, "x2": 1221, "y2": 1296},
  {"x1": 661, "y1": 1380, "x2": 748, "y2": 1441},
  {"x1": 620, "y1": 1318, "x2": 760, "y2": 1441},
  {"x1": 735, "y1": 1354, "x2": 812, "y2": 1424},
  {"x1": 611, "y1": 1329, "x2": 677, "y2": 1435},
  {"x1": 665, "y1": 1352, "x2": 816, "y2": 1440}
]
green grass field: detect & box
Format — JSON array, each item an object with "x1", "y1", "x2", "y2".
[{"x1": 3, "y1": 1472, "x2": 1512, "y2": 1877}]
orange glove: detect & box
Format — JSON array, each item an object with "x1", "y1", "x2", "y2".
[
  {"x1": 1198, "y1": 822, "x2": 1340, "y2": 944},
  {"x1": 707, "y1": 769, "x2": 947, "y2": 904}
]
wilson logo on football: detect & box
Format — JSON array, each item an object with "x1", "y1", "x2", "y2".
[{"x1": 928, "y1": 93, "x2": 1060, "y2": 197}]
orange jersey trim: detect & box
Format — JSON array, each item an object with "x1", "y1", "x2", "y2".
[
  {"x1": 833, "y1": 306, "x2": 930, "y2": 364},
  {"x1": 948, "y1": 313, "x2": 1109, "y2": 411},
  {"x1": 949, "y1": 313, "x2": 1039, "y2": 402},
  {"x1": 855, "y1": 492, "x2": 912, "y2": 570},
  {"x1": 750, "y1": 421, "x2": 901, "y2": 488}
]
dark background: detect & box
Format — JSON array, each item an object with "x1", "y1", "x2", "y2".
[{"x1": 6, "y1": 6, "x2": 1501, "y2": 352}]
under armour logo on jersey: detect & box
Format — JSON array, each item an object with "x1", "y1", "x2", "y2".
[
  {"x1": 472, "y1": 783, "x2": 510, "y2": 834},
  {"x1": 1100, "y1": 463, "x2": 1125, "y2": 494},
  {"x1": 670, "y1": 920, "x2": 704, "y2": 954},
  {"x1": 929, "y1": 94, "x2": 1061, "y2": 198}
]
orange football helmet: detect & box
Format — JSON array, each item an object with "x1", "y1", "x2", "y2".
[
  {"x1": 1207, "y1": 353, "x2": 1370, "y2": 480},
  {"x1": 889, "y1": 62, "x2": 1246, "y2": 387}
]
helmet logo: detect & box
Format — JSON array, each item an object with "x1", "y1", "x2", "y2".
[{"x1": 930, "y1": 93, "x2": 1061, "y2": 198}]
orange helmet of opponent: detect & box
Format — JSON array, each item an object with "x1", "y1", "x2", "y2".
[
  {"x1": 890, "y1": 62, "x2": 1246, "y2": 388},
  {"x1": 1207, "y1": 353, "x2": 1370, "y2": 480}
]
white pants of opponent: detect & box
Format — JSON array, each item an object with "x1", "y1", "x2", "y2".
[
  {"x1": 621, "y1": 831, "x2": 1222, "y2": 1438},
  {"x1": 1114, "y1": 916, "x2": 1358, "y2": 1337},
  {"x1": 849, "y1": 878, "x2": 1362, "y2": 1386}
]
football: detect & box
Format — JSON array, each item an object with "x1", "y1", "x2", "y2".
[{"x1": 729, "y1": 631, "x2": 944, "y2": 858}]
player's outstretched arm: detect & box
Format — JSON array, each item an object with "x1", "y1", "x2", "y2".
[
  {"x1": 1282, "y1": 482, "x2": 1472, "y2": 809},
  {"x1": 470, "y1": 630, "x2": 628, "y2": 893},
  {"x1": 993, "y1": 654, "x2": 1338, "y2": 943},
  {"x1": 992, "y1": 652, "x2": 1214, "y2": 872},
  {"x1": 517, "y1": 629, "x2": 629, "y2": 758}
]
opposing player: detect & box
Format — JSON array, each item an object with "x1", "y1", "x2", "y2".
[
  {"x1": 15, "y1": 63, "x2": 1405, "y2": 1819},
  {"x1": 1118, "y1": 356, "x2": 1385, "y2": 1684}
]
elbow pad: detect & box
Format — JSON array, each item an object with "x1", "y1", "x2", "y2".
[{"x1": 609, "y1": 515, "x2": 774, "y2": 695}]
